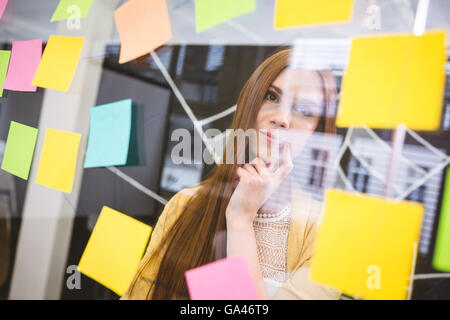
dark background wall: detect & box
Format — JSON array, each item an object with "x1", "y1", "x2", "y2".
[{"x1": 0, "y1": 44, "x2": 449, "y2": 300}]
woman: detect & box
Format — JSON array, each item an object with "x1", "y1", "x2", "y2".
[{"x1": 122, "y1": 48, "x2": 341, "y2": 300}]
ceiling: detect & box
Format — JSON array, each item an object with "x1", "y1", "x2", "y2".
[{"x1": 0, "y1": 0, "x2": 449, "y2": 46}]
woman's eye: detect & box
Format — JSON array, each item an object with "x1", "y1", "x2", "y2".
[
  {"x1": 293, "y1": 104, "x2": 315, "y2": 117},
  {"x1": 264, "y1": 91, "x2": 278, "y2": 102}
]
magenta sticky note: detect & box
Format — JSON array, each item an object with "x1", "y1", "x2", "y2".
[
  {"x1": 0, "y1": 0, "x2": 7, "y2": 20},
  {"x1": 1, "y1": 39, "x2": 42, "y2": 92},
  {"x1": 185, "y1": 255, "x2": 259, "y2": 300}
]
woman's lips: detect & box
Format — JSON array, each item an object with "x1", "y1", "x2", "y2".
[
  {"x1": 263, "y1": 131, "x2": 286, "y2": 149},
  {"x1": 264, "y1": 131, "x2": 276, "y2": 143}
]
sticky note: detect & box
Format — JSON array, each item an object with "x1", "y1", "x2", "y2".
[
  {"x1": 337, "y1": 31, "x2": 447, "y2": 130},
  {"x1": 114, "y1": 0, "x2": 172, "y2": 64},
  {"x1": 78, "y1": 206, "x2": 152, "y2": 296},
  {"x1": 50, "y1": 0, "x2": 94, "y2": 22},
  {"x1": 433, "y1": 168, "x2": 450, "y2": 272},
  {"x1": 274, "y1": 0, "x2": 354, "y2": 29},
  {"x1": 1, "y1": 121, "x2": 38, "y2": 180},
  {"x1": 0, "y1": 0, "x2": 7, "y2": 20},
  {"x1": 84, "y1": 99, "x2": 136, "y2": 168},
  {"x1": 185, "y1": 255, "x2": 259, "y2": 300},
  {"x1": 35, "y1": 128, "x2": 81, "y2": 193},
  {"x1": 31, "y1": 36, "x2": 84, "y2": 92},
  {"x1": 310, "y1": 189, "x2": 424, "y2": 300},
  {"x1": 1, "y1": 39, "x2": 42, "y2": 92},
  {"x1": 0, "y1": 50, "x2": 11, "y2": 97},
  {"x1": 195, "y1": 0, "x2": 256, "y2": 33}
]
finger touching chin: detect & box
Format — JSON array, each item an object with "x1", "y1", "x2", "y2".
[{"x1": 232, "y1": 177, "x2": 240, "y2": 189}]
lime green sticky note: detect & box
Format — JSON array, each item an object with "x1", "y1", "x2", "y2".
[
  {"x1": 50, "y1": 0, "x2": 94, "y2": 22},
  {"x1": 433, "y1": 168, "x2": 450, "y2": 272},
  {"x1": 195, "y1": 0, "x2": 255, "y2": 33},
  {"x1": 1, "y1": 121, "x2": 38, "y2": 180},
  {"x1": 0, "y1": 50, "x2": 11, "y2": 97},
  {"x1": 78, "y1": 206, "x2": 152, "y2": 296}
]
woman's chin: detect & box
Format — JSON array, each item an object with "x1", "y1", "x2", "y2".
[{"x1": 258, "y1": 154, "x2": 277, "y2": 168}]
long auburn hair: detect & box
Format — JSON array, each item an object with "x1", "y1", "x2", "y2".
[{"x1": 132, "y1": 49, "x2": 337, "y2": 299}]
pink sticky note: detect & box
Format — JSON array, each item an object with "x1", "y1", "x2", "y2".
[
  {"x1": 2, "y1": 39, "x2": 42, "y2": 92},
  {"x1": 0, "y1": 0, "x2": 8, "y2": 20},
  {"x1": 185, "y1": 255, "x2": 259, "y2": 300}
]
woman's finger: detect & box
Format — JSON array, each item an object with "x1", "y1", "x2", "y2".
[
  {"x1": 243, "y1": 163, "x2": 258, "y2": 176},
  {"x1": 236, "y1": 166, "x2": 251, "y2": 179},
  {"x1": 273, "y1": 144, "x2": 293, "y2": 181},
  {"x1": 250, "y1": 157, "x2": 270, "y2": 176}
]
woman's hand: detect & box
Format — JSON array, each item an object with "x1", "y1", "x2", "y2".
[{"x1": 226, "y1": 144, "x2": 293, "y2": 228}]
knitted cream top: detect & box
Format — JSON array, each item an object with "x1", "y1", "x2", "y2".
[{"x1": 253, "y1": 204, "x2": 291, "y2": 298}]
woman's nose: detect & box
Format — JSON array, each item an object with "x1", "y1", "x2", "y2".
[{"x1": 270, "y1": 109, "x2": 290, "y2": 129}]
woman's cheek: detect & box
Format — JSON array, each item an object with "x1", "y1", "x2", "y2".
[
  {"x1": 290, "y1": 139, "x2": 308, "y2": 158},
  {"x1": 288, "y1": 123, "x2": 317, "y2": 157},
  {"x1": 304, "y1": 118, "x2": 320, "y2": 131}
]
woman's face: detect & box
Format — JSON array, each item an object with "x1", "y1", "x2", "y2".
[{"x1": 251, "y1": 68, "x2": 325, "y2": 168}]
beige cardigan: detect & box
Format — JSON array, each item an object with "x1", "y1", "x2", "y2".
[{"x1": 121, "y1": 184, "x2": 341, "y2": 300}]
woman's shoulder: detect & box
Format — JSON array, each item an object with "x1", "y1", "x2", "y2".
[
  {"x1": 150, "y1": 184, "x2": 204, "y2": 248},
  {"x1": 286, "y1": 184, "x2": 326, "y2": 271},
  {"x1": 290, "y1": 184, "x2": 323, "y2": 225},
  {"x1": 161, "y1": 184, "x2": 203, "y2": 218},
  {"x1": 169, "y1": 184, "x2": 202, "y2": 205}
]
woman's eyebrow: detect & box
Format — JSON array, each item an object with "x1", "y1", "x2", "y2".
[{"x1": 269, "y1": 84, "x2": 282, "y2": 94}]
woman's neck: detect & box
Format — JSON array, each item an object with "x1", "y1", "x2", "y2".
[{"x1": 258, "y1": 177, "x2": 292, "y2": 215}]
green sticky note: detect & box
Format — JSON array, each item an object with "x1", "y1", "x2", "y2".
[
  {"x1": 50, "y1": 0, "x2": 94, "y2": 22},
  {"x1": 433, "y1": 168, "x2": 450, "y2": 272},
  {"x1": 195, "y1": 0, "x2": 256, "y2": 33},
  {"x1": 1, "y1": 121, "x2": 38, "y2": 180},
  {"x1": 0, "y1": 50, "x2": 11, "y2": 97}
]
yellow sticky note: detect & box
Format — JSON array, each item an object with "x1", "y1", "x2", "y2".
[
  {"x1": 337, "y1": 31, "x2": 447, "y2": 130},
  {"x1": 35, "y1": 128, "x2": 81, "y2": 193},
  {"x1": 78, "y1": 206, "x2": 152, "y2": 296},
  {"x1": 310, "y1": 189, "x2": 424, "y2": 300},
  {"x1": 274, "y1": 0, "x2": 354, "y2": 29},
  {"x1": 31, "y1": 36, "x2": 84, "y2": 92}
]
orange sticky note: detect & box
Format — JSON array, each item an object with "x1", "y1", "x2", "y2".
[
  {"x1": 310, "y1": 189, "x2": 424, "y2": 300},
  {"x1": 114, "y1": 0, "x2": 172, "y2": 64},
  {"x1": 336, "y1": 31, "x2": 447, "y2": 130},
  {"x1": 78, "y1": 206, "x2": 152, "y2": 296},
  {"x1": 35, "y1": 128, "x2": 81, "y2": 193},
  {"x1": 274, "y1": 0, "x2": 354, "y2": 29}
]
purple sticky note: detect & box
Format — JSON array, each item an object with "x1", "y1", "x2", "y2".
[
  {"x1": 2, "y1": 39, "x2": 42, "y2": 92},
  {"x1": 0, "y1": 0, "x2": 7, "y2": 20},
  {"x1": 185, "y1": 255, "x2": 259, "y2": 300}
]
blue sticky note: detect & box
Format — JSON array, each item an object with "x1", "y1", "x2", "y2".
[{"x1": 84, "y1": 99, "x2": 134, "y2": 168}]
